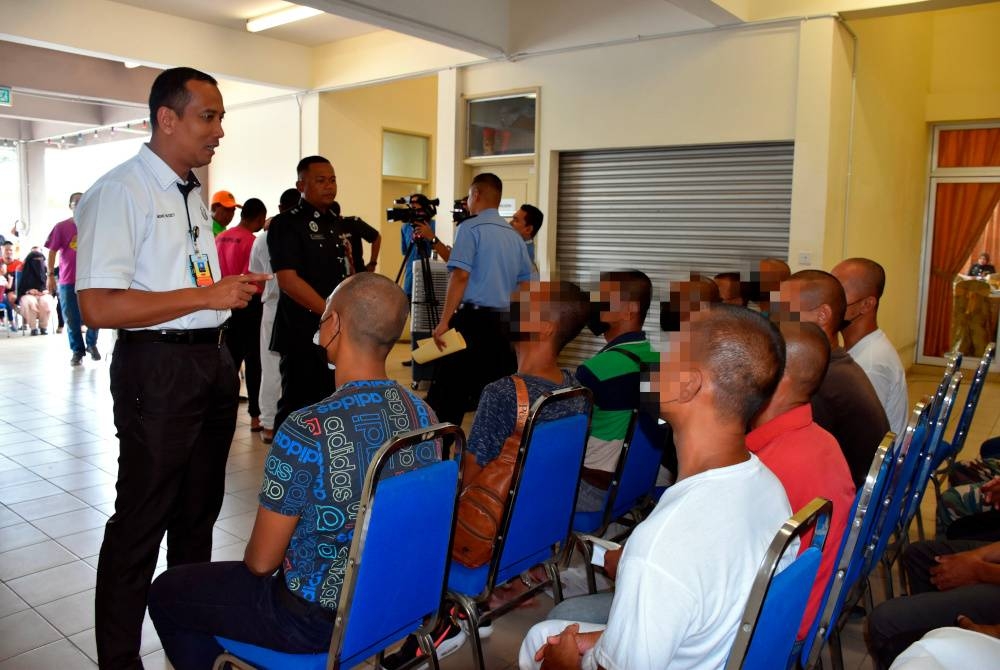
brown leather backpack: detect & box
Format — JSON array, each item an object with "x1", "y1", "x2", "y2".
[{"x1": 451, "y1": 376, "x2": 530, "y2": 568}]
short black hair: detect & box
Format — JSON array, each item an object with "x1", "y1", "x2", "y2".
[
  {"x1": 296, "y1": 156, "x2": 331, "y2": 179},
  {"x1": 519, "y1": 204, "x2": 543, "y2": 238},
  {"x1": 148, "y1": 67, "x2": 218, "y2": 130},
  {"x1": 841, "y1": 257, "x2": 886, "y2": 299},
  {"x1": 471, "y1": 173, "x2": 503, "y2": 198},
  {"x1": 279, "y1": 188, "x2": 300, "y2": 210},
  {"x1": 694, "y1": 304, "x2": 786, "y2": 426},
  {"x1": 69, "y1": 192, "x2": 83, "y2": 206},
  {"x1": 787, "y1": 269, "x2": 847, "y2": 323},
  {"x1": 241, "y1": 198, "x2": 266, "y2": 221},
  {"x1": 600, "y1": 270, "x2": 653, "y2": 323}
]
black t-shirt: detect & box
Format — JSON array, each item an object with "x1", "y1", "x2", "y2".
[
  {"x1": 338, "y1": 215, "x2": 380, "y2": 271},
  {"x1": 811, "y1": 348, "x2": 891, "y2": 488},
  {"x1": 969, "y1": 263, "x2": 996, "y2": 277},
  {"x1": 267, "y1": 199, "x2": 351, "y2": 354}
]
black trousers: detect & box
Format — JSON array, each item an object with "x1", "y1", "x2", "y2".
[
  {"x1": 274, "y1": 343, "x2": 335, "y2": 433},
  {"x1": 95, "y1": 338, "x2": 239, "y2": 670},
  {"x1": 867, "y1": 540, "x2": 1000, "y2": 668},
  {"x1": 225, "y1": 295, "x2": 263, "y2": 417},
  {"x1": 148, "y1": 561, "x2": 333, "y2": 670},
  {"x1": 426, "y1": 306, "x2": 516, "y2": 427}
]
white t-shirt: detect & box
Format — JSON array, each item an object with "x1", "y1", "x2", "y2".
[
  {"x1": 75, "y1": 143, "x2": 228, "y2": 330},
  {"x1": 249, "y1": 230, "x2": 278, "y2": 305},
  {"x1": 890, "y1": 627, "x2": 1000, "y2": 669},
  {"x1": 588, "y1": 454, "x2": 792, "y2": 670},
  {"x1": 848, "y1": 329, "x2": 908, "y2": 437}
]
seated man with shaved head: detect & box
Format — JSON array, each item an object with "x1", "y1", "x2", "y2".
[
  {"x1": 747, "y1": 322, "x2": 856, "y2": 646},
  {"x1": 751, "y1": 257, "x2": 791, "y2": 315},
  {"x1": 519, "y1": 305, "x2": 792, "y2": 670},
  {"x1": 777, "y1": 270, "x2": 890, "y2": 488},
  {"x1": 832, "y1": 258, "x2": 909, "y2": 437},
  {"x1": 148, "y1": 273, "x2": 441, "y2": 669}
]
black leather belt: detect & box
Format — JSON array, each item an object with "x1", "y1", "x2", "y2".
[
  {"x1": 459, "y1": 303, "x2": 506, "y2": 313},
  {"x1": 117, "y1": 327, "x2": 226, "y2": 346}
]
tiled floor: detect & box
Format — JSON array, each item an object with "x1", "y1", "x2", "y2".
[{"x1": 0, "y1": 330, "x2": 994, "y2": 669}]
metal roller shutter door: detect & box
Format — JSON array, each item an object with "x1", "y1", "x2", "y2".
[{"x1": 556, "y1": 141, "x2": 793, "y2": 366}]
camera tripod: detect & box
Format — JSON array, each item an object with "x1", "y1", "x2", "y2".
[{"x1": 395, "y1": 228, "x2": 440, "y2": 348}]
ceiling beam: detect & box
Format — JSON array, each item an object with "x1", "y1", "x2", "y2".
[
  {"x1": 0, "y1": 0, "x2": 312, "y2": 90},
  {"x1": 301, "y1": 0, "x2": 509, "y2": 59},
  {"x1": 670, "y1": 0, "x2": 747, "y2": 25}
]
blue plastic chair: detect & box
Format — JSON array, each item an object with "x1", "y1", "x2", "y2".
[
  {"x1": 570, "y1": 410, "x2": 663, "y2": 593},
  {"x1": 725, "y1": 497, "x2": 832, "y2": 670},
  {"x1": 801, "y1": 432, "x2": 895, "y2": 670},
  {"x1": 447, "y1": 386, "x2": 593, "y2": 670},
  {"x1": 929, "y1": 343, "x2": 995, "y2": 499},
  {"x1": 893, "y1": 373, "x2": 962, "y2": 554},
  {"x1": 865, "y1": 401, "x2": 936, "y2": 599},
  {"x1": 212, "y1": 423, "x2": 465, "y2": 670}
]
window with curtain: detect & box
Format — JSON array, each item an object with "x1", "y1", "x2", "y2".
[{"x1": 921, "y1": 125, "x2": 1000, "y2": 361}]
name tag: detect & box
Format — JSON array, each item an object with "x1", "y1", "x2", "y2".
[{"x1": 189, "y1": 253, "x2": 215, "y2": 287}]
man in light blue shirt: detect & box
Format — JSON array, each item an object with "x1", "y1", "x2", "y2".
[{"x1": 427, "y1": 172, "x2": 535, "y2": 426}]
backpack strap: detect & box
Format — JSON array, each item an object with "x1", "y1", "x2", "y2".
[
  {"x1": 510, "y1": 375, "x2": 530, "y2": 440},
  {"x1": 608, "y1": 346, "x2": 643, "y2": 366}
]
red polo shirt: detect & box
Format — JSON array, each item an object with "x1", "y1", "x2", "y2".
[{"x1": 746, "y1": 403, "x2": 856, "y2": 640}]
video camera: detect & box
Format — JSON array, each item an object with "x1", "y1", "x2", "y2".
[
  {"x1": 387, "y1": 194, "x2": 474, "y2": 225},
  {"x1": 451, "y1": 198, "x2": 472, "y2": 225},
  {"x1": 387, "y1": 195, "x2": 439, "y2": 223}
]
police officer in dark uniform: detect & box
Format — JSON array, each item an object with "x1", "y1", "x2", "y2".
[{"x1": 268, "y1": 155, "x2": 360, "y2": 432}]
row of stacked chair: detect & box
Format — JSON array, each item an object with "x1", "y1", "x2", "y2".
[
  {"x1": 802, "y1": 343, "x2": 994, "y2": 670},
  {"x1": 205, "y1": 341, "x2": 995, "y2": 669}
]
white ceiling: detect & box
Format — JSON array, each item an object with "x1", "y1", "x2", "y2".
[{"x1": 113, "y1": 0, "x2": 381, "y2": 46}]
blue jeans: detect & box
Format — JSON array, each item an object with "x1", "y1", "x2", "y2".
[{"x1": 59, "y1": 283, "x2": 97, "y2": 353}]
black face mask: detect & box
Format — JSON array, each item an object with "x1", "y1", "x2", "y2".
[
  {"x1": 587, "y1": 301, "x2": 611, "y2": 337},
  {"x1": 659, "y1": 301, "x2": 682, "y2": 333}
]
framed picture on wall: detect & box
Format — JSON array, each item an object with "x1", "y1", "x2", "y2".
[{"x1": 466, "y1": 92, "x2": 537, "y2": 158}]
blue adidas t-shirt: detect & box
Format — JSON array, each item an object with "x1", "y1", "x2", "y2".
[{"x1": 259, "y1": 379, "x2": 440, "y2": 607}]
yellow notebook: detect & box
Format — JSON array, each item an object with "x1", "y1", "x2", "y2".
[{"x1": 412, "y1": 328, "x2": 467, "y2": 364}]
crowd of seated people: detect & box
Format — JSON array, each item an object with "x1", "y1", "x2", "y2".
[{"x1": 136, "y1": 255, "x2": 1000, "y2": 670}]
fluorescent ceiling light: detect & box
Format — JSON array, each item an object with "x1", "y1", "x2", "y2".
[{"x1": 246, "y1": 5, "x2": 324, "y2": 33}]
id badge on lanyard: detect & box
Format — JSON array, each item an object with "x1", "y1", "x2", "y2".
[{"x1": 189, "y1": 253, "x2": 215, "y2": 287}]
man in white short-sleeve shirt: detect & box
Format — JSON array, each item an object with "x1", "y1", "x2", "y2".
[
  {"x1": 519, "y1": 305, "x2": 792, "y2": 670},
  {"x1": 832, "y1": 258, "x2": 909, "y2": 436},
  {"x1": 75, "y1": 66, "x2": 268, "y2": 669}
]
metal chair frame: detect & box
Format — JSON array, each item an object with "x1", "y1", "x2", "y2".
[
  {"x1": 802, "y1": 432, "x2": 895, "y2": 670},
  {"x1": 213, "y1": 423, "x2": 465, "y2": 670},
  {"x1": 447, "y1": 386, "x2": 593, "y2": 670},
  {"x1": 726, "y1": 497, "x2": 833, "y2": 670},
  {"x1": 569, "y1": 409, "x2": 662, "y2": 593}
]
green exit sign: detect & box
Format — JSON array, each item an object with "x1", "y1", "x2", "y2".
[{"x1": 0, "y1": 87, "x2": 10, "y2": 107}]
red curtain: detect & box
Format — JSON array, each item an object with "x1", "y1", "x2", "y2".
[
  {"x1": 924, "y1": 183, "x2": 1000, "y2": 356},
  {"x1": 938, "y1": 128, "x2": 1000, "y2": 167}
]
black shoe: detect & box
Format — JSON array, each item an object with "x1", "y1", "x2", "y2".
[
  {"x1": 380, "y1": 619, "x2": 466, "y2": 670},
  {"x1": 87, "y1": 345, "x2": 101, "y2": 361},
  {"x1": 39, "y1": 328, "x2": 47, "y2": 335},
  {"x1": 71, "y1": 353, "x2": 84, "y2": 366}
]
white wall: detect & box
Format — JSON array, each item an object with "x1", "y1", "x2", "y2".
[
  {"x1": 208, "y1": 97, "x2": 302, "y2": 216},
  {"x1": 456, "y1": 22, "x2": 802, "y2": 268}
]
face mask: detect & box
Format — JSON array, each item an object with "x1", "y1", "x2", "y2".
[
  {"x1": 587, "y1": 301, "x2": 611, "y2": 336},
  {"x1": 659, "y1": 302, "x2": 682, "y2": 333}
]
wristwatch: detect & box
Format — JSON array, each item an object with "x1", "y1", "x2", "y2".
[{"x1": 431, "y1": 236, "x2": 441, "y2": 246}]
